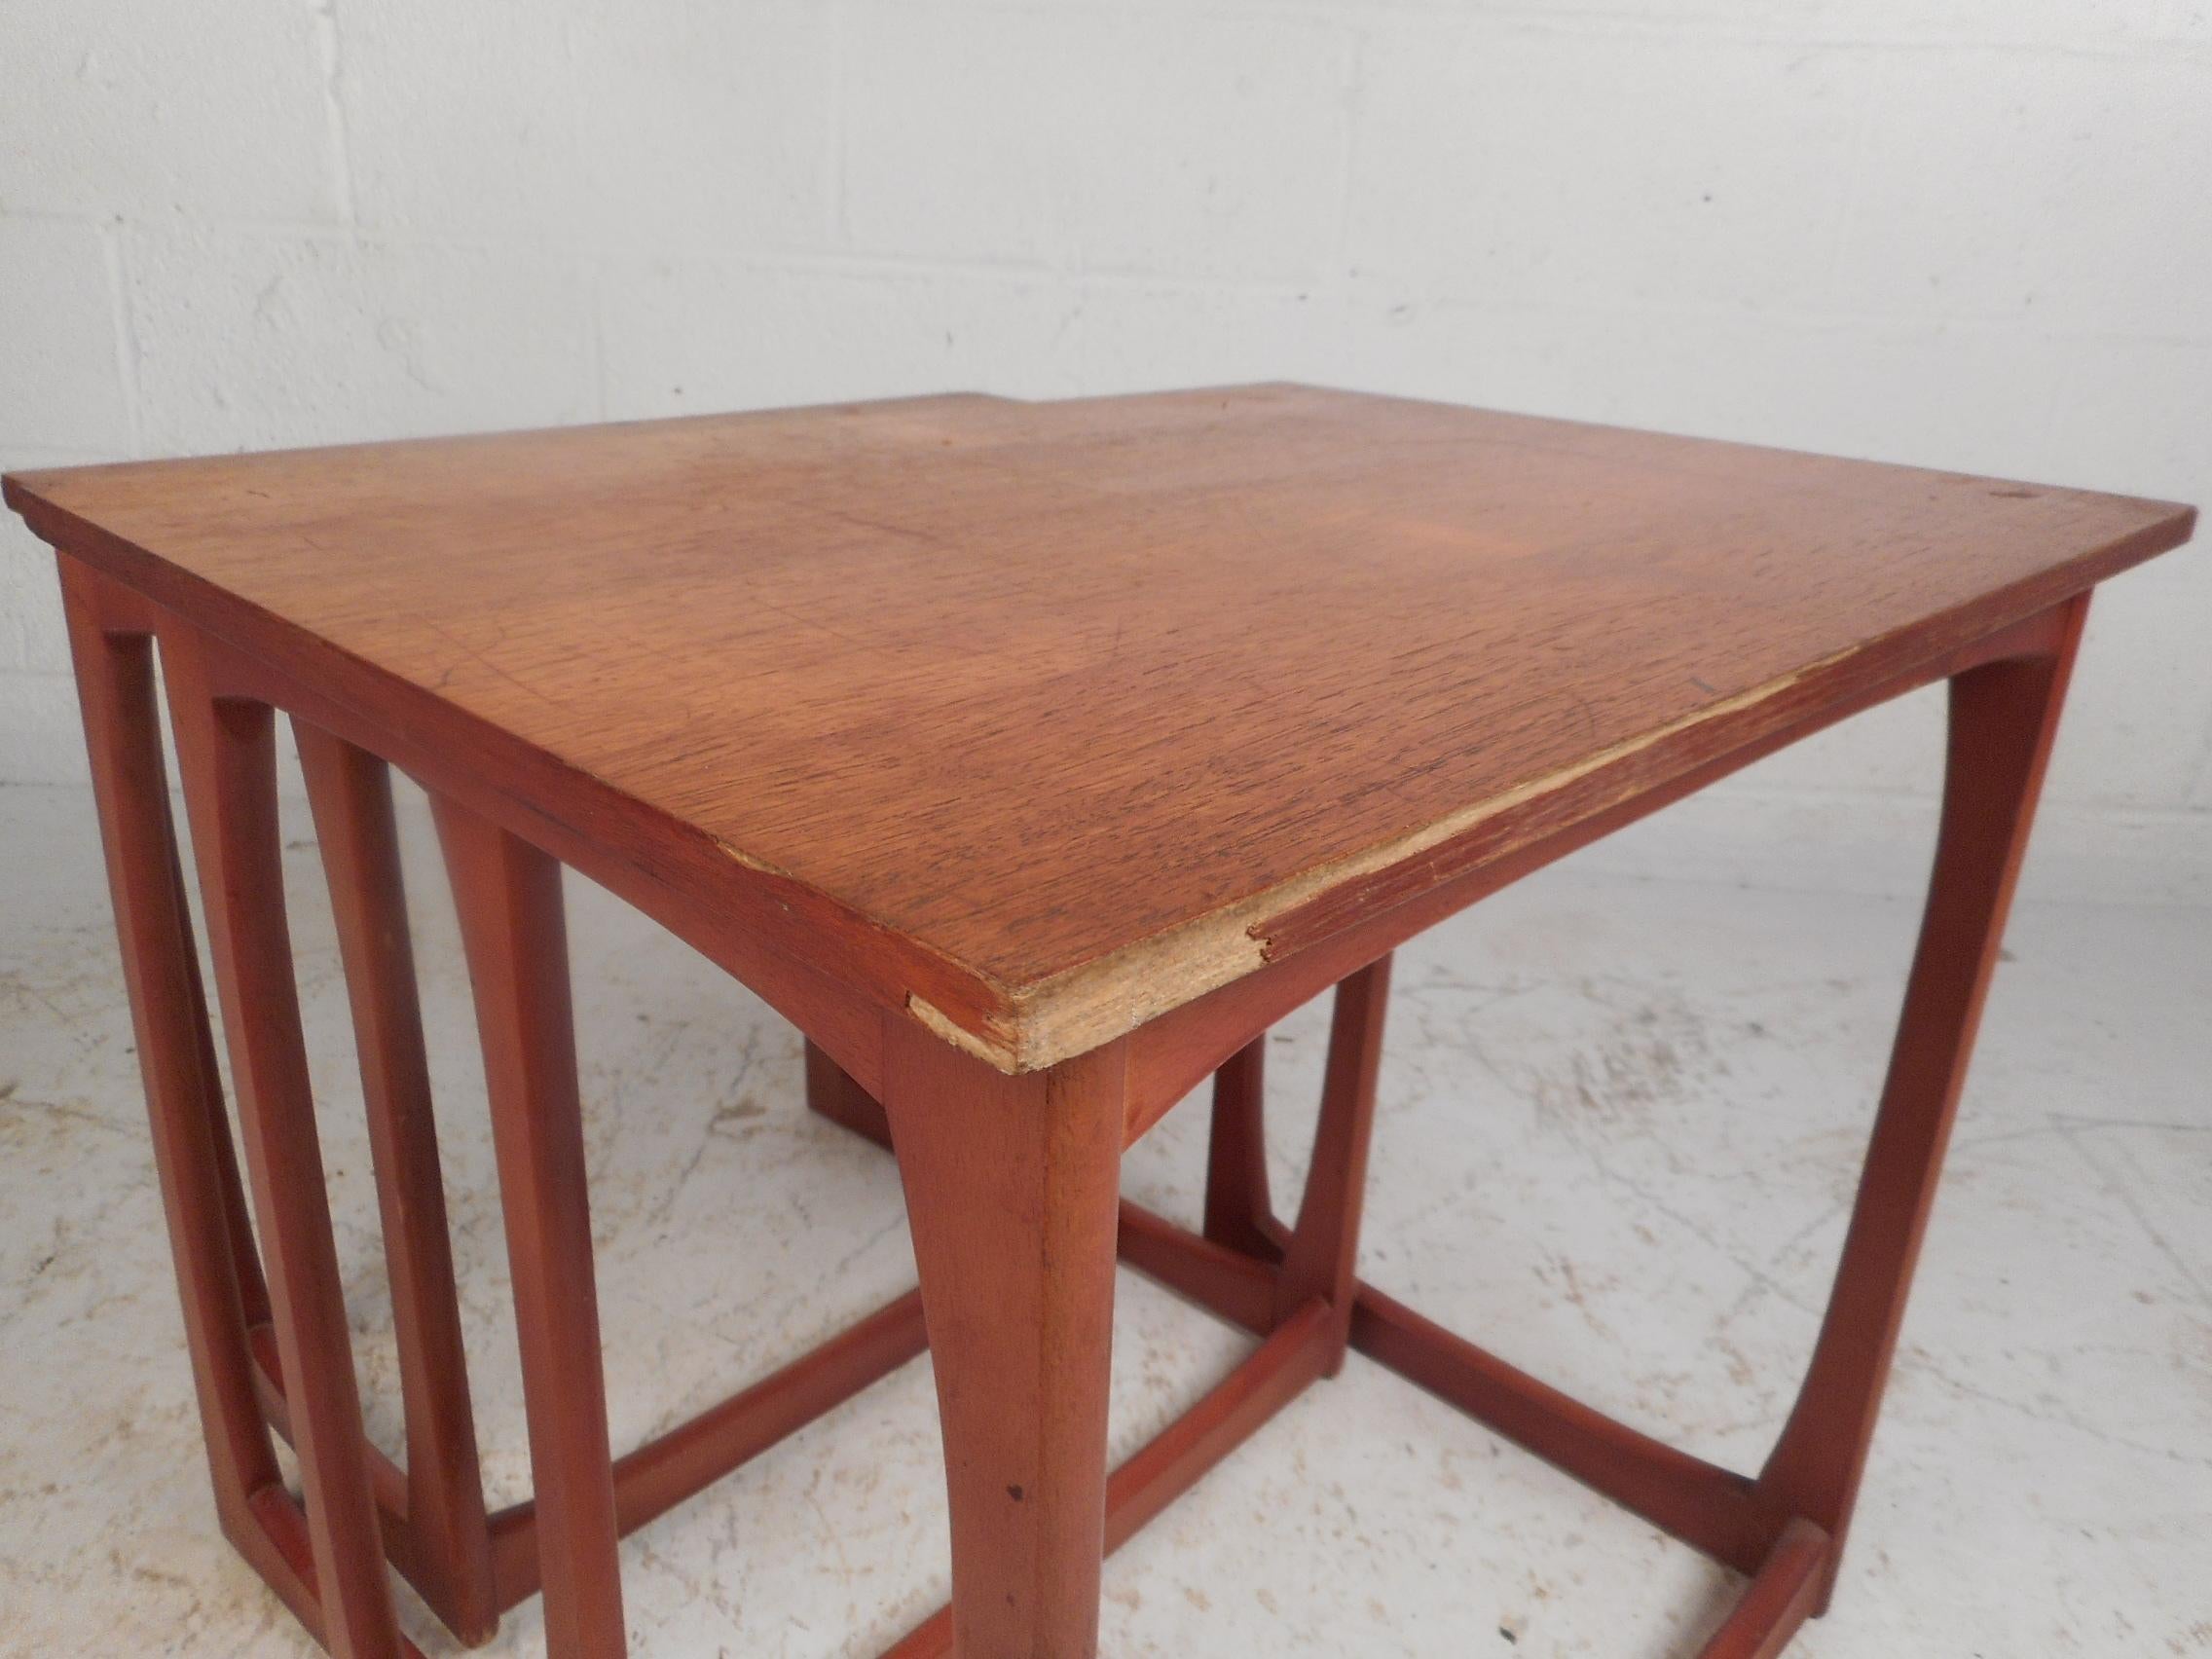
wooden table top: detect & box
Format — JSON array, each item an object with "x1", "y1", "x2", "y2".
[{"x1": 7, "y1": 385, "x2": 2194, "y2": 1070}]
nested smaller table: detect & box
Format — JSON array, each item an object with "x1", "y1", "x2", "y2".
[{"x1": 5, "y1": 386, "x2": 2194, "y2": 1658}]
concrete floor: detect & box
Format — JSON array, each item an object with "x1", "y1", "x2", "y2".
[{"x1": 0, "y1": 779, "x2": 2205, "y2": 1657}]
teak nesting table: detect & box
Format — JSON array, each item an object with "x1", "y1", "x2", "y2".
[{"x1": 5, "y1": 385, "x2": 2194, "y2": 1658}]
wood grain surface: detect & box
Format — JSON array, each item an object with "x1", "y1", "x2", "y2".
[{"x1": 7, "y1": 386, "x2": 2194, "y2": 1069}]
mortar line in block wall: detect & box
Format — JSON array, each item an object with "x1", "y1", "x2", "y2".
[
  {"x1": 315, "y1": 0, "x2": 360, "y2": 228},
  {"x1": 97, "y1": 225, "x2": 144, "y2": 460},
  {"x1": 1331, "y1": 25, "x2": 1361, "y2": 291},
  {"x1": 828, "y1": 0, "x2": 851, "y2": 247},
  {"x1": 1200, "y1": 3, "x2": 2212, "y2": 61},
  {"x1": 105, "y1": 209, "x2": 2211, "y2": 341}
]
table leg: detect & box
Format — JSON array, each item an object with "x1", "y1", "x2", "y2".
[
  {"x1": 1272, "y1": 958, "x2": 1390, "y2": 1367},
  {"x1": 1753, "y1": 597, "x2": 2088, "y2": 1608},
  {"x1": 805, "y1": 1036, "x2": 893, "y2": 1150},
  {"x1": 434, "y1": 800, "x2": 625, "y2": 1657},
  {"x1": 165, "y1": 638, "x2": 410, "y2": 1659},
  {"x1": 59, "y1": 582, "x2": 282, "y2": 1551},
  {"x1": 1201, "y1": 1036, "x2": 1274, "y2": 1258},
  {"x1": 879, "y1": 1020, "x2": 1126, "y2": 1659},
  {"x1": 298, "y1": 723, "x2": 496, "y2": 1641}
]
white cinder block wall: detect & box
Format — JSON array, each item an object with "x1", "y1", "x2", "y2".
[{"x1": 4, "y1": 1, "x2": 2208, "y2": 904}]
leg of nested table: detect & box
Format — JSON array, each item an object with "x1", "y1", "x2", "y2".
[
  {"x1": 210, "y1": 1021, "x2": 276, "y2": 1338},
  {"x1": 1202, "y1": 1036, "x2": 1276, "y2": 1257},
  {"x1": 164, "y1": 640, "x2": 408, "y2": 1659},
  {"x1": 1273, "y1": 958, "x2": 1391, "y2": 1367},
  {"x1": 1754, "y1": 598, "x2": 2088, "y2": 1610},
  {"x1": 297, "y1": 723, "x2": 496, "y2": 1642},
  {"x1": 880, "y1": 1021, "x2": 1126, "y2": 1659},
  {"x1": 433, "y1": 799, "x2": 625, "y2": 1658},
  {"x1": 804, "y1": 1036, "x2": 893, "y2": 1150},
  {"x1": 59, "y1": 580, "x2": 282, "y2": 1546}
]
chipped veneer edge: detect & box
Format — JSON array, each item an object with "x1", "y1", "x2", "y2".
[
  {"x1": 907, "y1": 992, "x2": 1023, "y2": 1070},
  {"x1": 904, "y1": 646, "x2": 1857, "y2": 1077}
]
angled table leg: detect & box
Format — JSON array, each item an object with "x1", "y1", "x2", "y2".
[
  {"x1": 164, "y1": 635, "x2": 414, "y2": 1659},
  {"x1": 1185, "y1": 965, "x2": 1393, "y2": 1273},
  {"x1": 59, "y1": 576, "x2": 282, "y2": 1555},
  {"x1": 859, "y1": 959, "x2": 1396, "y2": 1657},
  {"x1": 805, "y1": 1037, "x2": 894, "y2": 1150},
  {"x1": 433, "y1": 798, "x2": 626, "y2": 1658},
  {"x1": 297, "y1": 723, "x2": 497, "y2": 1641},
  {"x1": 878, "y1": 1020, "x2": 1127, "y2": 1659},
  {"x1": 1202, "y1": 1036, "x2": 1274, "y2": 1258},
  {"x1": 1752, "y1": 598, "x2": 2089, "y2": 1607},
  {"x1": 1272, "y1": 958, "x2": 1391, "y2": 1364}
]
